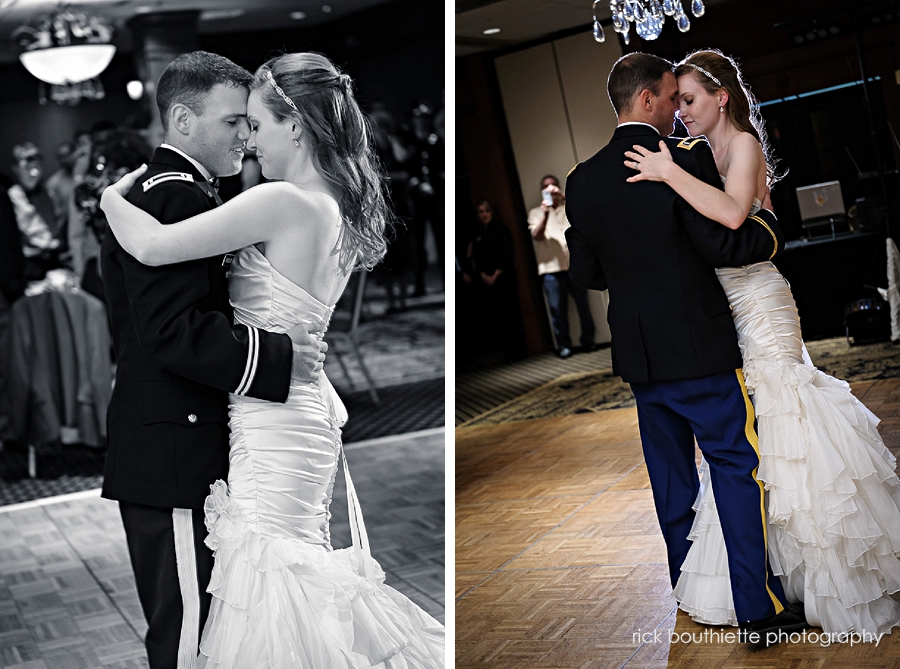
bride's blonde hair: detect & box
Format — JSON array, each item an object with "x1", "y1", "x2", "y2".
[
  {"x1": 675, "y1": 49, "x2": 782, "y2": 186},
  {"x1": 253, "y1": 52, "x2": 393, "y2": 273}
]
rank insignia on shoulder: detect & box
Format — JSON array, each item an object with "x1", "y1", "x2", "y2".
[
  {"x1": 567, "y1": 163, "x2": 581, "y2": 177},
  {"x1": 142, "y1": 172, "x2": 194, "y2": 192},
  {"x1": 676, "y1": 138, "x2": 705, "y2": 150}
]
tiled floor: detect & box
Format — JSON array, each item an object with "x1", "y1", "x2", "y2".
[
  {"x1": 326, "y1": 303, "x2": 445, "y2": 394},
  {"x1": 456, "y1": 378, "x2": 900, "y2": 668},
  {"x1": 0, "y1": 428, "x2": 444, "y2": 668}
]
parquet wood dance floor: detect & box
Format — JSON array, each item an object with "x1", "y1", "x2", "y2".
[
  {"x1": 0, "y1": 428, "x2": 444, "y2": 668},
  {"x1": 456, "y1": 378, "x2": 900, "y2": 668}
]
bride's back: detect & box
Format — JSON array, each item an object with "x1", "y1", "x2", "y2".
[{"x1": 256, "y1": 185, "x2": 352, "y2": 308}]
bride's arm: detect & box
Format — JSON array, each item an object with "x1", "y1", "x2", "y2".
[
  {"x1": 624, "y1": 134, "x2": 764, "y2": 230},
  {"x1": 100, "y1": 168, "x2": 305, "y2": 265}
]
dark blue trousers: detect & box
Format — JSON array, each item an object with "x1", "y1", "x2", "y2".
[
  {"x1": 542, "y1": 271, "x2": 595, "y2": 349},
  {"x1": 630, "y1": 369, "x2": 786, "y2": 623}
]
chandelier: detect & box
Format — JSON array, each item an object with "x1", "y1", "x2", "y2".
[
  {"x1": 592, "y1": 0, "x2": 706, "y2": 44},
  {"x1": 13, "y1": 6, "x2": 116, "y2": 88}
]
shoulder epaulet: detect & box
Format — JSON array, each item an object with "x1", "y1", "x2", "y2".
[
  {"x1": 142, "y1": 172, "x2": 195, "y2": 192},
  {"x1": 675, "y1": 138, "x2": 706, "y2": 151},
  {"x1": 567, "y1": 163, "x2": 581, "y2": 178}
]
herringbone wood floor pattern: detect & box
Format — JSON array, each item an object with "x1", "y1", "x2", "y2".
[{"x1": 456, "y1": 377, "x2": 900, "y2": 668}]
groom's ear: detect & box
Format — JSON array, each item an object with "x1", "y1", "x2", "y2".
[{"x1": 169, "y1": 103, "x2": 192, "y2": 136}]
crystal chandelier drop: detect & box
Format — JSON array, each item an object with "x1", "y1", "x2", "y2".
[{"x1": 592, "y1": 0, "x2": 705, "y2": 44}]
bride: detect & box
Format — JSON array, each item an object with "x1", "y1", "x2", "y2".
[
  {"x1": 625, "y1": 49, "x2": 900, "y2": 636},
  {"x1": 102, "y1": 52, "x2": 444, "y2": 667}
]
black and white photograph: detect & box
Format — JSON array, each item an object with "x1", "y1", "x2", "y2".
[
  {"x1": 0, "y1": 0, "x2": 444, "y2": 667},
  {"x1": 456, "y1": 0, "x2": 900, "y2": 666}
]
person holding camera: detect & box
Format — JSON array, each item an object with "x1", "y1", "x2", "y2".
[{"x1": 527, "y1": 174, "x2": 596, "y2": 359}]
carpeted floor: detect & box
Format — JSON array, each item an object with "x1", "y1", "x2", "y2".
[
  {"x1": 0, "y1": 377, "x2": 445, "y2": 506},
  {"x1": 459, "y1": 336, "x2": 900, "y2": 428}
]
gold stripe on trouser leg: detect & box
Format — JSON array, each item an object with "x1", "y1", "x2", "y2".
[{"x1": 735, "y1": 369, "x2": 785, "y2": 615}]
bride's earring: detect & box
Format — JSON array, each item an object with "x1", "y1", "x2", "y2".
[
  {"x1": 293, "y1": 138, "x2": 300, "y2": 147},
  {"x1": 719, "y1": 106, "x2": 724, "y2": 113}
]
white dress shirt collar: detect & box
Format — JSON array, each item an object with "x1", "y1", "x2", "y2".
[
  {"x1": 616, "y1": 121, "x2": 661, "y2": 135},
  {"x1": 160, "y1": 143, "x2": 213, "y2": 182}
]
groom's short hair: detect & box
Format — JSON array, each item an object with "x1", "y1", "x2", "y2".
[
  {"x1": 607, "y1": 53, "x2": 674, "y2": 116},
  {"x1": 156, "y1": 51, "x2": 252, "y2": 131}
]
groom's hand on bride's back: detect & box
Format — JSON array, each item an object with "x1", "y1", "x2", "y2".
[{"x1": 287, "y1": 322, "x2": 328, "y2": 382}]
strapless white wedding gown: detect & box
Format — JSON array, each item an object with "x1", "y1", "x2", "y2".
[
  {"x1": 196, "y1": 246, "x2": 444, "y2": 668},
  {"x1": 673, "y1": 199, "x2": 900, "y2": 635}
]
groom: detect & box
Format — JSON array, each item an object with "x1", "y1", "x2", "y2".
[
  {"x1": 101, "y1": 52, "x2": 325, "y2": 668},
  {"x1": 565, "y1": 52, "x2": 806, "y2": 643}
]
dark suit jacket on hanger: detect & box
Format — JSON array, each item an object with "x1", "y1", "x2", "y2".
[
  {"x1": 565, "y1": 123, "x2": 785, "y2": 384},
  {"x1": 101, "y1": 146, "x2": 293, "y2": 510}
]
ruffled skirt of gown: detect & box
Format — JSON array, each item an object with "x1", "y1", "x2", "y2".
[
  {"x1": 672, "y1": 261, "x2": 900, "y2": 634},
  {"x1": 196, "y1": 379, "x2": 444, "y2": 668}
]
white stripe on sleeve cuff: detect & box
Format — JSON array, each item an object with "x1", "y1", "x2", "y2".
[{"x1": 234, "y1": 325, "x2": 259, "y2": 396}]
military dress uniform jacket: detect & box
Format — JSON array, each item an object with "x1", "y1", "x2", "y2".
[
  {"x1": 565, "y1": 123, "x2": 785, "y2": 384},
  {"x1": 101, "y1": 147, "x2": 293, "y2": 510}
]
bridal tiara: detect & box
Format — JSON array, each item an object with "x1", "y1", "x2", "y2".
[
  {"x1": 266, "y1": 70, "x2": 298, "y2": 112},
  {"x1": 684, "y1": 63, "x2": 722, "y2": 88}
]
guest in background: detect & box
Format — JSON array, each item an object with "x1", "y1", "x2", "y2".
[
  {"x1": 70, "y1": 127, "x2": 152, "y2": 302},
  {"x1": 0, "y1": 184, "x2": 26, "y2": 441},
  {"x1": 408, "y1": 99, "x2": 444, "y2": 297},
  {"x1": 46, "y1": 141, "x2": 77, "y2": 232},
  {"x1": 8, "y1": 142, "x2": 65, "y2": 278},
  {"x1": 371, "y1": 102, "x2": 415, "y2": 311},
  {"x1": 0, "y1": 186, "x2": 28, "y2": 307},
  {"x1": 70, "y1": 130, "x2": 93, "y2": 183},
  {"x1": 464, "y1": 200, "x2": 526, "y2": 362},
  {"x1": 456, "y1": 192, "x2": 482, "y2": 371},
  {"x1": 528, "y1": 174, "x2": 596, "y2": 359}
]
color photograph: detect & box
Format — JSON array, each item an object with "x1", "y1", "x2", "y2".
[{"x1": 456, "y1": 0, "x2": 900, "y2": 666}]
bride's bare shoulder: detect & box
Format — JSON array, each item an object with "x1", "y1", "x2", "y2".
[
  {"x1": 242, "y1": 182, "x2": 339, "y2": 224},
  {"x1": 731, "y1": 131, "x2": 764, "y2": 156}
]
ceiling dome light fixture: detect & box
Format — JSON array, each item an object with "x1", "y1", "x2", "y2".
[
  {"x1": 483, "y1": 27, "x2": 501, "y2": 34},
  {"x1": 594, "y1": 0, "x2": 706, "y2": 44},
  {"x1": 13, "y1": 6, "x2": 115, "y2": 86}
]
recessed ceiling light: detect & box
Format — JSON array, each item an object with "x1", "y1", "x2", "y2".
[
  {"x1": 483, "y1": 27, "x2": 501, "y2": 35},
  {"x1": 322, "y1": 5, "x2": 332, "y2": 12},
  {"x1": 126, "y1": 80, "x2": 144, "y2": 101},
  {"x1": 290, "y1": 11, "x2": 307, "y2": 20}
]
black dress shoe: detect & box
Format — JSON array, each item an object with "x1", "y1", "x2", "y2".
[
  {"x1": 739, "y1": 604, "x2": 808, "y2": 648},
  {"x1": 579, "y1": 343, "x2": 601, "y2": 353},
  {"x1": 558, "y1": 347, "x2": 573, "y2": 359}
]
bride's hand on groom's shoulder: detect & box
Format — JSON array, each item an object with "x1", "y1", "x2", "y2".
[
  {"x1": 100, "y1": 164, "x2": 148, "y2": 211},
  {"x1": 624, "y1": 141, "x2": 673, "y2": 184}
]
